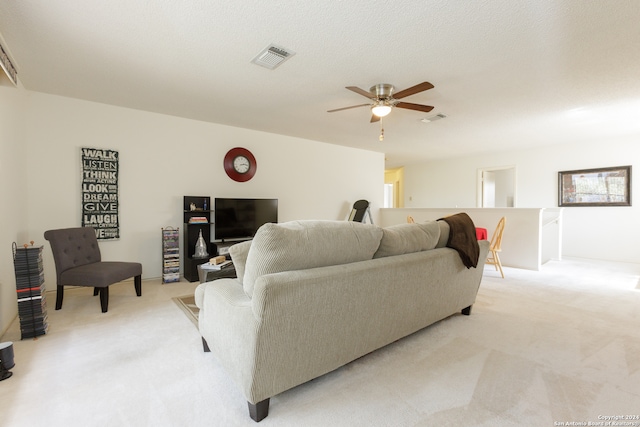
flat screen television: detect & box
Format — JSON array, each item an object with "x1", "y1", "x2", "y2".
[{"x1": 214, "y1": 198, "x2": 278, "y2": 241}]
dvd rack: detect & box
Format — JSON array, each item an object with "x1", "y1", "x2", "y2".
[
  {"x1": 162, "y1": 227, "x2": 180, "y2": 283},
  {"x1": 12, "y1": 242, "x2": 48, "y2": 339}
]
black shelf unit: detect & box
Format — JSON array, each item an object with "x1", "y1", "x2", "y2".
[{"x1": 183, "y1": 196, "x2": 213, "y2": 282}]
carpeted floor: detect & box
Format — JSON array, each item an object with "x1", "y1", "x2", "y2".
[{"x1": 1, "y1": 259, "x2": 639, "y2": 426}]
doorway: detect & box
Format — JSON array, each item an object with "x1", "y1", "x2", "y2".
[
  {"x1": 477, "y1": 166, "x2": 516, "y2": 207},
  {"x1": 384, "y1": 167, "x2": 404, "y2": 208}
]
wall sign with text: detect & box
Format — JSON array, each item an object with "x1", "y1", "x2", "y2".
[{"x1": 81, "y1": 147, "x2": 120, "y2": 239}]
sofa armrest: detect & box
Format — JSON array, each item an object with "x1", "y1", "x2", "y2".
[{"x1": 195, "y1": 278, "x2": 259, "y2": 395}]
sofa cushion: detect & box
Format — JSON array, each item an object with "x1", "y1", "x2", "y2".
[
  {"x1": 228, "y1": 240, "x2": 252, "y2": 282},
  {"x1": 373, "y1": 221, "x2": 441, "y2": 258},
  {"x1": 436, "y1": 220, "x2": 450, "y2": 248},
  {"x1": 242, "y1": 220, "x2": 383, "y2": 297}
]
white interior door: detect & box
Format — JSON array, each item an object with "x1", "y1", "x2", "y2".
[
  {"x1": 483, "y1": 171, "x2": 496, "y2": 207},
  {"x1": 383, "y1": 183, "x2": 394, "y2": 208}
]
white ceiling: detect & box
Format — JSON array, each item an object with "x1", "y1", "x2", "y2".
[{"x1": 1, "y1": 0, "x2": 640, "y2": 168}]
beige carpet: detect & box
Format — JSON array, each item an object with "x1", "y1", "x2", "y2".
[{"x1": 1, "y1": 259, "x2": 639, "y2": 427}]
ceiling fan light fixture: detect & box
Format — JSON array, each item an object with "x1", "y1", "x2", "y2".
[{"x1": 371, "y1": 103, "x2": 392, "y2": 117}]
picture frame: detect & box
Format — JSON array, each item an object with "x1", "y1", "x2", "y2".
[{"x1": 558, "y1": 165, "x2": 631, "y2": 207}]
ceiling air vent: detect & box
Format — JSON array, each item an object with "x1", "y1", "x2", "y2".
[
  {"x1": 251, "y1": 44, "x2": 296, "y2": 70},
  {"x1": 420, "y1": 113, "x2": 447, "y2": 123}
]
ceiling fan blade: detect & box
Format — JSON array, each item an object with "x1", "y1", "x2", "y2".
[
  {"x1": 346, "y1": 86, "x2": 374, "y2": 98},
  {"x1": 370, "y1": 115, "x2": 380, "y2": 123},
  {"x1": 327, "y1": 103, "x2": 370, "y2": 113},
  {"x1": 393, "y1": 82, "x2": 434, "y2": 99},
  {"x1": 395, "y1": 102, "x2": 434, "y2": 113}
]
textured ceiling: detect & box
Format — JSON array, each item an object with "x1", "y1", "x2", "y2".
[{"x1": 1, "y1": 0, "x2": 640, "y2": 168}]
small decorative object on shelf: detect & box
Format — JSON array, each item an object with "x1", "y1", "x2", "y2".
[
  {"x1": 210, "y1": 255, "x2": 227, "y2": 265},
  {"x1": 161, "y1": 227, "x2": 180, "y2": 283},
  {"x1": 12, "y1": 241, "x2": 48, "y2": 339},
  {"x1": 194, "y1": 229, "x2": 209, "y2": 259}
]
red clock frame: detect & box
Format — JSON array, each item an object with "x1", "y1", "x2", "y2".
[{"x1": 223, "y1": 147, "x2": 257, "y2": 182}]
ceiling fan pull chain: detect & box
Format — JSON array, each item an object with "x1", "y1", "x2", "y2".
[{"x1": 379, "y1": 118, "x2": 384, "y2": 141}]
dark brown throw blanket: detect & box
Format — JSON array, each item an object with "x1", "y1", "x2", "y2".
[{"x1": 438, "y1": 213, "x2": 480, "y2": 269}]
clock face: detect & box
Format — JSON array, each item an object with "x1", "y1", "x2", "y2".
[
  {"x1": 224, "y1": 148, "x2": 256, "y2": 182},
  {"x1": 233, "y1": 156, "x2": 250, "y2": 174}
]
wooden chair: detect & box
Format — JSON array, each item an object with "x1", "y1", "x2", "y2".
[
  {"x1": 486, "y1": 217, "x2": 506, "y2": 278},
  {"x1": 44, "y1": 227, "x2": 142, "y2": 313}
]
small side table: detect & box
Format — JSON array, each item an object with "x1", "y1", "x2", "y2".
[{"x1": 198, "y1": 263, "x2": 237, "y2": 283}]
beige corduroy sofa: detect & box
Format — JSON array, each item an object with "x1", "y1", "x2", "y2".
[{"x1": 195, "y1": 219, "x2": 489, "y2": 422}]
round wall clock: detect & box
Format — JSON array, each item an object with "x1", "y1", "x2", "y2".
[{"x1": 224, "y1": 147, "x2": 257, "y2": 182}]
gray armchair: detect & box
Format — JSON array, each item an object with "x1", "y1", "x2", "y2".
[{"x1": 44, "y1": 227, "x2": 142, "y2": 313}]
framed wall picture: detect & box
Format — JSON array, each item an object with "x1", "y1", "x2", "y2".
[{"x1": 558, "y1": 165, "x2": 631, "y2": 207}]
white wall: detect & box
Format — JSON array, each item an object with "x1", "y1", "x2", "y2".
[
  {"x1": 403, "y1": 139, "x2": 639, "y2": 263},
  {"x1": 0, "y1": 77, "x2": 28, "y2": 336},
  {"x1": 0, "y1": 91, "x2": 383, "y2": 335}
]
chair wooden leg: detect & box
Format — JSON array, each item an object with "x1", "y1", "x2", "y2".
[
  {"x1": 248, "y1": 399, "x2": 270, "y2": 422},
  {"x1": 495, "y1": 253, "x2": 505, "y2": 278},
  {"x1": 490, "y1": 251, "x2": 498, "y2": 271},
  {"x1": 93, "y1": 287, "x2": 99, "y2": 296},
  {"x1": 55, "y1": 285, "x2": 64, "y2": 310},
  {"x1": 134, "y1": 275, "x2": 142, "y2": 296},
  {"x1": 99, "y1": 287, "x2": 109, "y2": 313},
  {"x1": 461, "y1": 305, "x2": 472, "y2": 315},
  {"x1": 202, "y1": 337, "x2": 211, "y2": 352}
]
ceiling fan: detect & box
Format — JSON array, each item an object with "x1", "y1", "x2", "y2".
[
  {"x1": 327, "y1": 81, "x2": 435, "y2": 140},
  {"x1": 328, "y1": 81, "x2": 434, "y2": 120}
]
